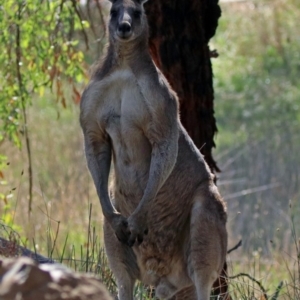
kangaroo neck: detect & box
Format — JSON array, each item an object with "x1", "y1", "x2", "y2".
[{"x1": 109, "y1": 37, "x2": 149, "y2": 66}]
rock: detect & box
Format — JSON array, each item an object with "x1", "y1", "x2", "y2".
[{"x1": 0, "y1": 257, "x2": 112, "y2": 300}]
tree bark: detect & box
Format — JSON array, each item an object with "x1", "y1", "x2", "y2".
[
  {"x1": 145, "y1": 0, "x2": 220, "y2": 173},
  {"x1": 145, "y1": 1, "x2": 230, "y2": 298}
]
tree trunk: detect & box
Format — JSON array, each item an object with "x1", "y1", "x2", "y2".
[
  {"x1": 145, "y1": 0, "x2": 230, "y2": 298},
  {"x1": 145, "y1": 0, "x2": 220, "y2": 173}
]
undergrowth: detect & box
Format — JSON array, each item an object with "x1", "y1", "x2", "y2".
[{"x1": 1, "y1": 200, "x2": 299, "y2": 299}]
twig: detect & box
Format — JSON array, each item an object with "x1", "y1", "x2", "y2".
[
  {"x1": 199, "y1": 143, "x2": 206, "y2": 152},
  {"x1": 227, "y1": 239, "x2": 242, "y2": 254},
  {"x1": 15, "y1": 2, "x2": 33, "y2": 216},
  {"x1": 270, "y1": 281, "x2": 283, "y2": 300},
  {"x1": 32, "y1": 237, "x2": 38, "y2": 260},
  {"x1": 86, "y1": 0, "x2": 97, "y2": 39},
  {"x1": 60, "y1": 233, "x2": 69, "y2": 264},
  {"x1": 53, "y1": 0, "x2": 66, "y2": 38},
  {"x1": 86, "y1": 203, "x2": 92, "y2": 272},
  {"x1": 229, "y1": 272, "x2": 268, "y2": 300},
  {"x1": 224, "y1": 182, "x2": 280, "y2": 200},
  {"x1": 95, "y1": 0, "x2": 106, "y2": 31},
  {"x1": 71, "y1": 0, "x2": 89, "y2": 50},
  {"x1": 50, "y1": 221, "x2": 60, "y2": 260},
  {"x1": 94, "y1": 0, "x2": 107, "y2": 43}
]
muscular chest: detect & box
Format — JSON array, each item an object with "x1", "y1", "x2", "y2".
[{"x1": 99, "y1": 69, "x2": 149, "y2": 137}]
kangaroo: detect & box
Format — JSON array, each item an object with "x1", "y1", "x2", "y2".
[{"x1": 80, "y1": 0, "x2": 228, "y2": 299}]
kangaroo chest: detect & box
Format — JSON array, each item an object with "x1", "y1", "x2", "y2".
[
  {"x1": 99, "y1": 69, "x2": 148, "y2": 136},
  {"x1": 98, "y1": 68, "x2": 152, "y2": 189}
]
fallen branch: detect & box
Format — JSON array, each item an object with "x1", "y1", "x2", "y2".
[
  {"x1": 229, "y1": 272, "x2": 268, "y2": 300},
  {"x1": 0, "y1": 237, "x2": 54, "y2": 264}
]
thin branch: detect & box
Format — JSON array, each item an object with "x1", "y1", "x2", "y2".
[
  {"x1": 50, "y1": 221, "x2": 61, "y2": 260},
  {"x1": 86, "y1": 0, "x2": 98, "y2": 39},
  {"x1": 227, "y1": 239, "x2": 242, "y2": 254},
  {"x1": 71, "y1": 0, "x2": 89, "y2": 50},
  {"x1": 15, "y1": 2, "x2": 33, "y2": 216},
  {"x1": 85, "y1": 0, "x2": 106, "y2": 53},
  {"x1": 224, "y1": 182, "x2": 281, "y2": 201},
  {"x1": 0, "y1": 237, "x2": 54, "y2": 264},
  {"x1": 53, "y1": 0, "x2": 66, "y2": 38},
  {"x1": 94, "y1": 0, "x2": 107, "y2": 42},
  {"x1": 270, "y1": 281, "x2": 283, "y2": 300},
  {"x1": 86, "y1": 203, "x2": 92, "y2": 272},
  {"x1": 229, "y1": 272, "x2": 268, "y2": 300}
]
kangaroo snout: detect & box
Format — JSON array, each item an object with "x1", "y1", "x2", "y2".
[{"x1": 117, "y1": 21, "x2": 132, "y2": 39}]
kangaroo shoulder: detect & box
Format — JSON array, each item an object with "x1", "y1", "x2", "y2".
[
  {"x1": 137, "y1": 63, "x2": 179, "y2": 114},
  {"x1": 80, "y1": 80, "x2": 100, "y2": 111},
  {"x1": 80, "y1": 80, "x2": 103, "y2": 129}
]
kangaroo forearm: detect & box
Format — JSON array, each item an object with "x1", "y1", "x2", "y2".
[
  {"x1": 135, "y1": 141, "x2": 178, "y2": 215},
  {"x1": 85, "y1": 141, "x2": 118, "y2": 222},
  {"x1": 89, "y1": 163, "x2": 119, "y2": 221},
  {"x1": 96, "y1": 175, "x2": 117, "y2": 218}
]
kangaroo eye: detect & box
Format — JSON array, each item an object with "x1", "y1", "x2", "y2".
[
  {"x1": 133, "y1": 10, "x2": 141, "y2": 18},
  {"x1": 110, "y1": 9, "x2": 118, "y2": 18}
]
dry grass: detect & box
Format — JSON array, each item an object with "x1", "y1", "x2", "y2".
[{"x1": 0, "y1": 94, "x2": 101, "y2": 256}]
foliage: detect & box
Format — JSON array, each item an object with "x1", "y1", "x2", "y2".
[
  {"x1": 213, "y1": 0, "x2": 300, "y2": 147},
  {"x1": 0, "y1": 0, "x2": 87, "y2": 149},
  {"x1": 212, "y1": 0, "x2": 300, "y2": 253},
  {"x1": 0, "y1": 0, "x2": 92, "y2": 213}
]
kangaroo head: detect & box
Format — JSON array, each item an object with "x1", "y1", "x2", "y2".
[{"x1": 108, "y1": 0, "x2": 149, "y2": 42}]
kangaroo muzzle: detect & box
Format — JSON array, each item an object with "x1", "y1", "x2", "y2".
[{"x1": 117, "y1": 21, "x2": 132, "y2": 39}]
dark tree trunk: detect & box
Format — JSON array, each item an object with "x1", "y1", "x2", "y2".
[
  {"x1": 145, "y1": 0, "x2": 220, "y2": 173},
  {"x1": 145, "y1": 1, "x2": 230, "y2": 298}
]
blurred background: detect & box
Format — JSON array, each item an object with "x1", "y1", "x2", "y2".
[
  {"x1": 0, "y1": 0, "x2": 299, "y2": 291},
  {"x1": 212, "y1": 0, "x2": 300, "y2": 256}
]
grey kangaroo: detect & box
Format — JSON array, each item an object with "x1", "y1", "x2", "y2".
[{"x1": 80, "y1": 0, "x2": 228, "y2": 299}]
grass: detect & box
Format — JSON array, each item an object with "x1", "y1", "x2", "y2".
[
  {"x1": 226, "y1": 253, "x2": 297, "y2": 299},
  {"x1": 0, "y1": 92, "x2": 101, "y2": 253},
  {"x1": 1, "y1": 198, "x2": 299, "y2": 299},
  {"x1": 1, "y1": 0, "x2": 300, "y2": 299}
]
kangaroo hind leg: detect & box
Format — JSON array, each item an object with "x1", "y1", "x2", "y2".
[
  {"x1": 104, "y1": 220, "x2": 139, "y2": 300},
  {"x1": 189, "y1": 190, "x2": 227, "y2": 300}
]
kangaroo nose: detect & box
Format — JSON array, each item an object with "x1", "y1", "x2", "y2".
[{"x1": 118, "y1": 22, "x2": 132, "y2": 38}]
